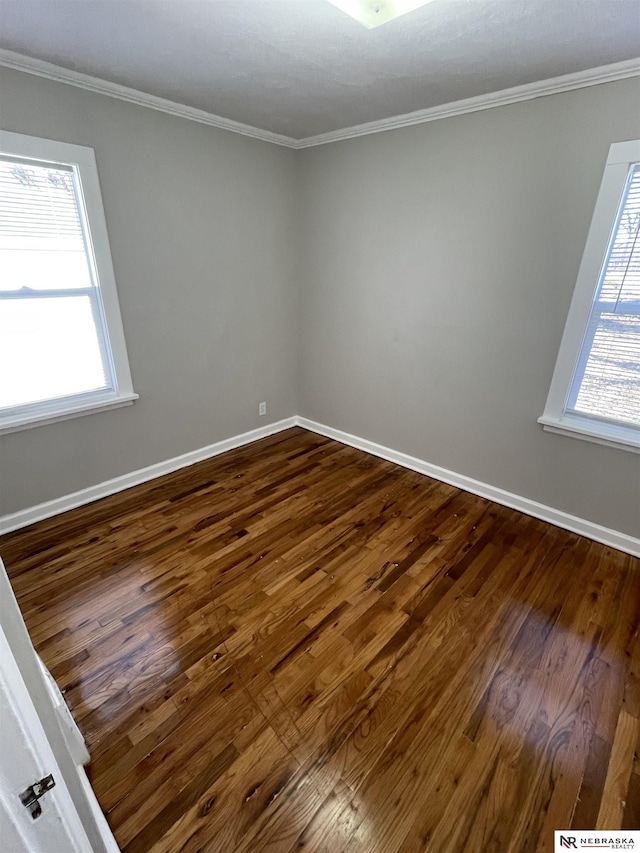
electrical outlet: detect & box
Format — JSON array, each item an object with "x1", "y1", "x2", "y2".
[{"x1": 259, "y1": 402, "x2": 267, "y2": 416}]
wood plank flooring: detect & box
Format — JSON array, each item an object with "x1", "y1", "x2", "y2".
[{"x1": 1, "y1": 427, "x2": 639, "y2": 852}]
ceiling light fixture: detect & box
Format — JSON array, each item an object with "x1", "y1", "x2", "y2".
[{"x1": 326, "y1": 0, "x2": 436, "y2": 29}]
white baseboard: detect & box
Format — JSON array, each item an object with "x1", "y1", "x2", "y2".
[
  {"x1": 77, "y1": 767, "x2": 121, "y2": 853},
  {"x1": 0, "y1": 417, "x2": 297, "y2": 535},
  {"x1": 2, "y1": 413, "x2": 638, "y2": 557},
  {"x1": 296, "y1": 417, "x2": 640, "y2": 558}
]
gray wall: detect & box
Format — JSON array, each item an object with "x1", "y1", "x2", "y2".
[
  {"x1": 0, "y1": 68, "x2": 298, "y2": 516},
  {"x1": 1, "y1": 69, "x2": 638, "y2": 538},
  {"x1": 297, "y1": 78, "x2": 640, "y2": 537}
]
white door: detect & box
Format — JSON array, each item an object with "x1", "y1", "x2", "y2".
[
  {"x1": 0, "y1": 622, "x2": 93, "y2": 852},
  {"x1": 0, "y1": 557, "x2": 119, "y2": 852}
]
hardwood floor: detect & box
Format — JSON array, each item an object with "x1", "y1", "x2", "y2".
[{"x1": 1, "y1": 427, "x2": 638, "y2": 852}]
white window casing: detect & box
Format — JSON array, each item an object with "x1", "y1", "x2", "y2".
[
  {"x1": 0, "y1": 131, "x2": 137, "y2": 433},
  {"x1": 539, "y1": 139, "x2": 640, "y2": 453}
]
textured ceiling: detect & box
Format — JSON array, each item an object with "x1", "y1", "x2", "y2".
[{"x1": 1, "y1": 0, "x2": 639, "y2": 139}]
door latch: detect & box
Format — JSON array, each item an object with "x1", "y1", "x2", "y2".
[{"x1": 20, "y1": 774, "x2": 56, "y2": 819}]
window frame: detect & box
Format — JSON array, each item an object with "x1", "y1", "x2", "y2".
[
  {"x1": 538, "y1": 139, "x2": 640, "y2": 454},
  {"x1": 0, "y1": 131, "x2": 137, "y2": 434}
]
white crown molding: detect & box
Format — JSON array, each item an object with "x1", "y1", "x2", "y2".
[
  {"x1": 0, "y1": 417, "x2": 297, "y2": 535},
  {"x1": 1, "y1": 49, "x2": 639, "y2": 150},
  {"x1": 296, "y1": 417, "x2": 640, "y2": 557},
  {"x1": 294, "y1": 57, "x2": 640, "y2": 148},
  {"x1": 1, "y1": 414, "x2": 638, "y2": 556},
  {"x1": 0, "y1": 49, "x2": 298, "y2": 149}
]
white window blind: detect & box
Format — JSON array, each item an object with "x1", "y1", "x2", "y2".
[
  {"x1": 566, "y1": 163, "x2": 640, "y2": 428},
  {"x1": 0, "y1": 155, "x2": 112, "y2": 411},
  {"x1": 0, "y1": 131, "x2": 136, "y2": 433},
  {"x1": 539, "y1": 140, "x2": 639, "y2": 452}
]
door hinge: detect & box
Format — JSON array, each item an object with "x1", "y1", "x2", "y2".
[{"x1": 20, "y1": 774, "x2": 56, "y2": 819}]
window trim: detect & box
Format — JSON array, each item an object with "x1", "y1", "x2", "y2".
[
  {"x1": 0, "y1": 131, "x2": 137, "y2": 434},
  {"x1": 538, "y1": 139, "x2": 640, "y2": 454}
]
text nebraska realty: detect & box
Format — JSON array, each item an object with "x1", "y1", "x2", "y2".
[{"x1": 568, "y1": 839, "x2": 635, "y2": 850}]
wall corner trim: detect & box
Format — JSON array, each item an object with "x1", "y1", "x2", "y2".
[
  {"x1": 294, "y1": 58, "x2": 640, "y2": 148},
  {"x1": 1, "y1": 49, "x2": 638, "y2": 149},
  {"x1": 0, "y1": 48, "x2": 298, "y2": 149},
  {"x1": 296, "y1": 417, "x2": 640, "y2": 558},
  {"x1": 1, "y1": 415, "x2": 637, "y2": 557}
]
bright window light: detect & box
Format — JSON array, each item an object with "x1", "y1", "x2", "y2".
[
  {"x1": 327, "y1": 0, "x2": 436, "y2": 29},
  {"x1": 539, "y1": 139, "x2": 640, "y2": 452},
  {"x1": 567, "y1": 164, "x2": 640, "y2": 428},
  {"x1": 0, "y1": 158, "x2": 109, "y2": 409},
  {"x1": 0, "y1": 131, "x2": 137, "y2": 433}
]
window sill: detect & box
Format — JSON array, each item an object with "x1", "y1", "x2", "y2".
[
  {"x1": 538, "y1": 414, "x2": 640, "y2": 454},
  {"x1": 0, "y1": 393, "x2": 139, "y2": 435}
]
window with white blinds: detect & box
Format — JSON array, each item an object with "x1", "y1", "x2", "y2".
[
  {"x1": 567, "y1": 163, "x2": 640, "y2": 427},
  {"x1": 540, "y1": 140, "x2": 640, "y2": 452},
  {"x1": 0, "y1": 132, "x2": 136, "y2": 433}
]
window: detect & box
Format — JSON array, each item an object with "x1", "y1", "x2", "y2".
[
  {"x1": 0, "y1": 131, "x2": 136, "y2": 433},
  {"x1": 539, "y1": 140, "x2": 640, "y2": 453}
]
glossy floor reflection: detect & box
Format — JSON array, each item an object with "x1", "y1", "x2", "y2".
[{"x1": 2, "y1": 428, "x2": 638, "y2": 852}]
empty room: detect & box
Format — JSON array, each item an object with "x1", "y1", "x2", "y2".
[{"x1": 0, "y1": 1, "x2": 639, "y2": 851}]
